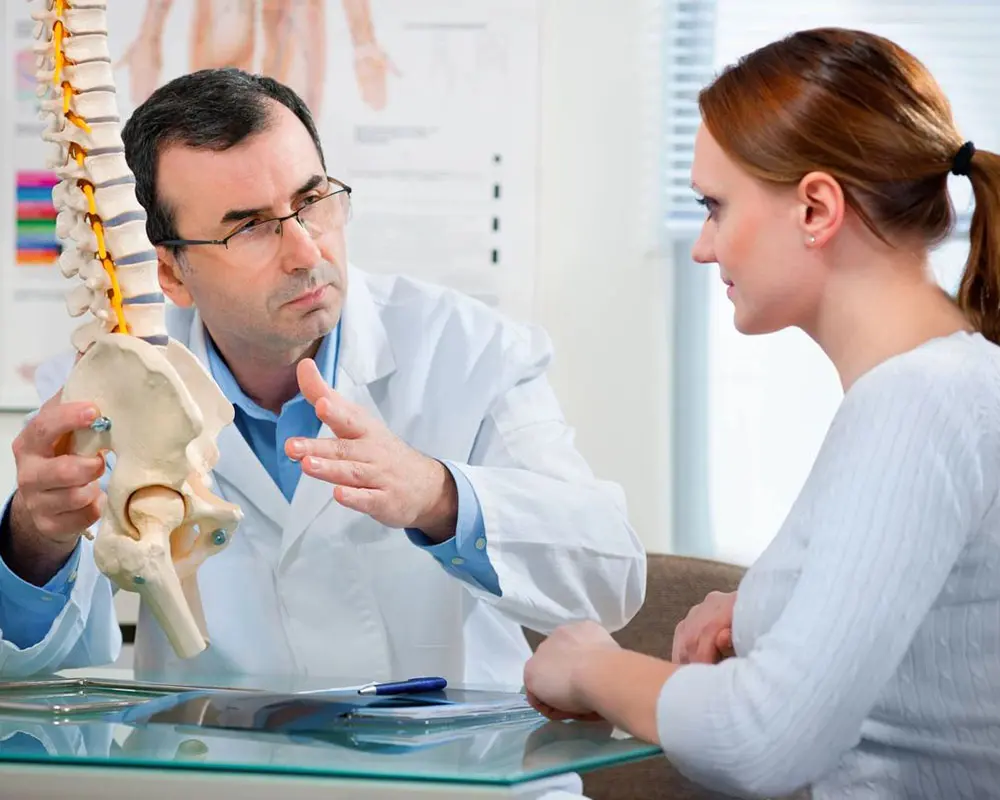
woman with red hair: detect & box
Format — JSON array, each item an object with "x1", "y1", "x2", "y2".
[{"x1": 525, "y1": 27, "x2": 1000, "y2": 800}]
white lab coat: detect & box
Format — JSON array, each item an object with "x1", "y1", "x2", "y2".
[{"x1": 0, "y1": 266, "x2": 646, "y2": 686}]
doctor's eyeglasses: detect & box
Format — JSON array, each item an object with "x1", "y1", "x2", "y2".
[{"x1": 156, "y1": 177, "x2": 352, "y2": 265}]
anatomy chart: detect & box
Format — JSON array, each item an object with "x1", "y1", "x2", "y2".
[{"x1": 0, "y1": 0, "x2": 540, "y2": 410}]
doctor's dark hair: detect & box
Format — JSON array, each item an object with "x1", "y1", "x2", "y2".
[
  {"x1": 121, "y1": 67, "x2": 327, "y2": 251},
  {"x1": 698, "y1": 27, "x2": 1000, "y2": 344}
]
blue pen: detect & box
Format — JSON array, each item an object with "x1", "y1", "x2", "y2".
[{"x1": 357, "y1": 676, "x2": 447, "y2": 696}]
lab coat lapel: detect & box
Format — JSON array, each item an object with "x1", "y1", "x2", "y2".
[
  {"x1": 280, "y1": 268, "x2": 397, "y2": 561},
  {"x1": 186, "y1": 313, "x2": 289, "y2": 529}
]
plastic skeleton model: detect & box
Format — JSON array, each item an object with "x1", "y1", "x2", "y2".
[{"x1": 30, "y1": 0, "x2": 243, "y2": 659}]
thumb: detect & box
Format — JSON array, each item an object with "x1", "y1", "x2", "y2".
[
  {"x1": 296, "y1": 358, "x2": 329, "y2": 407},
  {"x1": 715, "y1": 627, "x2": 733, "y2": 655}
]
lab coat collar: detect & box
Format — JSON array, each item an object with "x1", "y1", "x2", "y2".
[
  {"x1": 186, "y1": 316, "x2": 290, "y2": 530},
  {"x1": 337, "y1": 263, "x2": 397, "y2": 387}
]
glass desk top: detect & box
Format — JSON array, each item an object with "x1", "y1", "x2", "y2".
[{"x1": 0, "y1": 667, "x2": 662, "y2": 786}]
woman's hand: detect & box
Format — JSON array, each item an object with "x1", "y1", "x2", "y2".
[
  {"x1": 523, "y1": 621, "x2": 621, "y2": 720},
  {"x1": 672, "y1": 590, "x2": 737, "y2": 664}
]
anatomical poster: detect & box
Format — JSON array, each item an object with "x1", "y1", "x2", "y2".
[{"x1": 0, "y1": 0, "x2": 540, "y2": 410}]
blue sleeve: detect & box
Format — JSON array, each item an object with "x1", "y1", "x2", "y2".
[
  {"x1": 0, "y1": 493, "x2": 82, "y2": 649},
  {"x1": 405, "y1": 461, "x2": 502, "y2": 596}
]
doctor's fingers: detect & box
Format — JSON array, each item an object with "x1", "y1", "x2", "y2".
[
  {"x1": 30, "y1": 482, "x2": 104, "y2": 518},
  {"x1": 17, "y1": 452, "x2": 106, "y2": 493},
  {"x1": 295, "y1": 357, "x2": 330, "y2": 406},
  {"x1": 300, "y1": 455, "x2": 381, "y2": 489},
  {"x1": 33, "y1": 506, "x2": 103, "y2": 541},
  {"x1": 331, "y1": 485, "x2": 384, "y2": 518},
  {"x1": 32, "y1": 499, "x2": 104, "y2": 540},
  {"x1": 295, "y1": 359, "x2": 370, "y2": 437},
  {"x1": 314, "y1": 393, "x2": 371, "y2": 439},
  {"x1": 15, "y1": 400, "x2": 102, "y2": 457},
  {"x1": 285, "y1": 435, "x2": 374, "y2": 463}
]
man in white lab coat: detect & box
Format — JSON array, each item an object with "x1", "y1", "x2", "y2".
[{"x1": 0, "y1": 68, "x2": 645, "y2": 686}]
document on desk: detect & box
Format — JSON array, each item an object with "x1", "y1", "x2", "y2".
[
  {"x1": 117, "y1": 687, "x2": 541, "y2": 737},
  {"x1": 352, "y1": 690, "x2": 533, "y2": 721}
]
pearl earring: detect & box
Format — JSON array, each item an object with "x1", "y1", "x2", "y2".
[{"x1": 808, "y1": 235, "x2": 816, "y2": 245}]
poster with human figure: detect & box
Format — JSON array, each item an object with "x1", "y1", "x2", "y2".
[
  {"x1": 0, "y1": 0, "x2": 540, "y2": 410},
  {"x1": 117, "y1": 0, "x2": 399, "y2": 118}
]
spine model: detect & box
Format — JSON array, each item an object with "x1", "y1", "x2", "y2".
[
  {"x1": 30, "y1": 0, "x2": 243, "y2": 660},
  {"x1": 33, "y1": 1, "x2": 167, "y2": 352}
]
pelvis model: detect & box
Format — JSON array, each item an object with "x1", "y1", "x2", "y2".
[{"x1": 30, "y1": 0, "x2": 243, "y2": 659}]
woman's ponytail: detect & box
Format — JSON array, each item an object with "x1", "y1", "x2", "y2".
[{"x1": 957, "y1": 146, "x2": 1000, "y2": 345}]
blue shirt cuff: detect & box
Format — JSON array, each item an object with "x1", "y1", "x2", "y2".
[
  {"x1": 0, "y1": 493, "x2": 81, "y2": 649},
  {"x1": 405, "y1": 462, "x2": 501, "y2": 596}
]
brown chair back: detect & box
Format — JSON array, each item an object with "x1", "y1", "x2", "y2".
[{"x1": 524, "y1": 553, "x2": 759, "y2": 800}]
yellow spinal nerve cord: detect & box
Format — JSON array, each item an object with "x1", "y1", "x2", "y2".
[{"x1": 51, "y1": 2, "x2": 131, "y2": 337}]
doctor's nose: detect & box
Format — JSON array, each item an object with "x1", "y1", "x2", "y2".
[{"x1": 278, "y1": 216, "x2": 325, "y2": 273}]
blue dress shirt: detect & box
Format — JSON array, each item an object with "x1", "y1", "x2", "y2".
[
  {"x1": 0, "y1": 516, "x2": 80, "y2": 650},
  {"x1": 205, "y1": 324, "x2": 342, "y2": 502},
  {"x1": 0, "y1": 325, "x2": 499, "y2": 650}
]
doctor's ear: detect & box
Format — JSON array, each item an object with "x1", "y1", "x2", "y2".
[
  {"x1": 796, "y1": 171, "x2": 844, "y2": 248},
  {"x1": 157, "y1": 246, "x2": 194, "y2": 308}
]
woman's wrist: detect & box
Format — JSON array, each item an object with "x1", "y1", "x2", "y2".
[
  {"x1": 573, "y1": 645, "x2": 621, "y2": 714},
  {"x1": 574, "y1": 646, "x2": 679, "y2": 744}
]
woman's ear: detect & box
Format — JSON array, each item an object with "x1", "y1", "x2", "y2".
[
  {"x1": 797, "y1": 171, "x2": 845, "y2": 248},
  {"x1": 157, "y1": 246, "x2": 194, "y2": 308}
]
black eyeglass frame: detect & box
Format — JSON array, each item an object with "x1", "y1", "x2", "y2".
[{"x1": 154, "y1": 176, "x2": 352, "y2": 250}]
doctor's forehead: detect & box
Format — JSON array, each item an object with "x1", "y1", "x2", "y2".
[{"x1": 156, "y1": 107, "x2": 325, "y2": 223}]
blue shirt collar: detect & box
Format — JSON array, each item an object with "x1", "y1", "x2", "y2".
[{"x1": 204, "y1": 322, "x2": 341, "y2": 422}]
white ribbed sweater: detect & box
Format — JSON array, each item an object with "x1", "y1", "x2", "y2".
[{"x1": 657, "y1": 332, "x2": 1000, "y2": 799}]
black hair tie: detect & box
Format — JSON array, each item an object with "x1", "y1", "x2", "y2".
[{"x1": 951, "y1": 141, "x2": 975, "y2": 177}]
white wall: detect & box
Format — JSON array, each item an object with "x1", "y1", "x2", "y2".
[
  {"x1": 0, "y1": 1, "x2": 673, "y2": 564},
  {"x1": 533, "y1": 0, "x2": 672, "y2": 553}
]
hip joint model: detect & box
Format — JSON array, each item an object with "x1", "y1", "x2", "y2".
[{"x1": 29, "y1": 0, "x2": 243, "y2": 660}]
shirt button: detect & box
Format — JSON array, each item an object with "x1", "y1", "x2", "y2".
[
  {"x1": 68, "y1": 571, "x2": 77, "y2": 582},
  {"x1": 475, "y1": 538, "x2": 486, "y2": 551},
  {"x1": 451, "y1": 557, "x2": 465, "y2": 566}
]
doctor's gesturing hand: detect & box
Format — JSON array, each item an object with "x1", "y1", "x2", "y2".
[{"x1": 284, "y1": 359, "x2": 459, "y2": 541}]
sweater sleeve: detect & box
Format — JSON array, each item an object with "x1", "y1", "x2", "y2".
[{"x1": 655, "y1": 357, "x2": 996, "y2": 798}]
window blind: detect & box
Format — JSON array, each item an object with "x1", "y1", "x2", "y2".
[
  {"x1": 661, "y1": 0, "x2": 718, "y2": 232},
  {"x1": 662, "y1": 2, "x2": 1000, "y2": 561},
  {"x1": 663, "y1": 0, "x2": 1000, "y2": 236}
]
